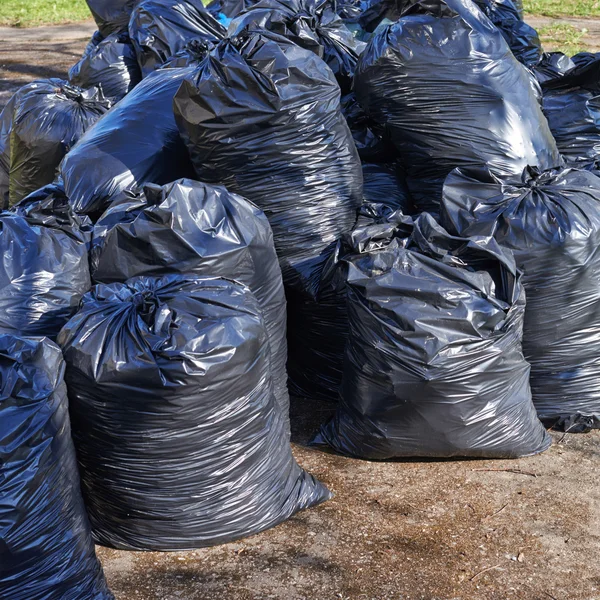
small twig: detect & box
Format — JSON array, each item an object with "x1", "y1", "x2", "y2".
[
  {"x1": 483, "y1": 501, "x2": 510, "y2": 520},
  {"x1": 542, "y1": 591, "x2": 559, "y2": 600},
  {"x1": 472, "y1": 468, "x2": 537, "y2": 477},
  {"x1": 469, "y1": 563, "x2": 502, "y2": 582},
  {"x1": 558, "y1": 421, "x2": 579, "y2": 443}
]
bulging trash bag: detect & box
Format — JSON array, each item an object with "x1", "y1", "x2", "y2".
[
  {"x1": 313, "y1": 213, "x2": 552, "y2": 459},
  {"x1": 361, "y1": 162, "x2": 413, "y2": 212},
  {"x1": 0, "y1": 335, "x2": 113, "y2": 600},
  {"x1": 354, "y1": 0, "x2": 560, "y2": 214},
  {"x1": 229, "y1": 0, "x2": 366, "y2": 93},
  {"x1": 441, "y1": 165, "x2": 600, "y2": 432},
  {"x1": 60, "y1": 67, "x2": 196, "y2": 220},
  {"x1": 7, "y1": 80, "x2": 109, "y2": 207},
  {"x1": 86, "y1": 0, "x2": 136, "y2": 37},
  {"x1": 69, "y1": 32, "x2": 142, "y2": 102},
  {"x1": 207, "y1": 0, "x2": 257, "y2": 19},
  {"x1": 541, "y1": 58, "x2": 600, "y2": 169},
  {"x1": 58, "y1": 274, "x2": 331, "y2": 551},
  {"x1": 472, "y1": 0, "x2": 542, "y2": 67},
  {"x1": 0, "y1": 184, "x2": 92, "y2": 340},
  {"x1": 173, "y1": 31, "x2": 362, "y2": 288},
  {"x1": 532, "y1": 51, "x2": 576, "y2": 84},
  {"x1": 129, "y1": 0, "x2": 226, "y2": 76},
  {"x1": 91, "y1": 178, "x2": 290, "y2": 421}
]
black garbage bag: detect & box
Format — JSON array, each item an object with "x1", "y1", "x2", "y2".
[
  {"x1": 532, "y1": 52, "x2": 575, "y2": 84},
  {"x1": 173, "y1": 31, "x2": 362, "y2": 288},
  {"x1": 6, "y1": 80, "x2": 109, "y2": 207},
  {"x1": 207, "y1": 0, "x2": 258, "y2": 19},
  {"x1": 313, "y1": 213, "x2": 552, "y2": 459},
  {"x1": 361, "y1": 162, "x2": 412, "y2": 212},
  {"x1": 91, "y1": 178, "x2": 290, "y2": 421},
  {"x1": 354, "y1": 0, "x2": 560, "y2": 215},
  {"x1": 69, "y1": 32, "x2": 142, "y2": 102},
  {"x1": 58, "y1": 274, "x2": 331, "y2": 550},
  {"x1": 229, "y1": 0, "x2": 366, "y2": 93},
  {"x1": 60, "y1": 66, "x2": 197, "y2": 220},
  {"x1": 541, "y1": 58, "x2": 600, "y2": 169},
  {"x1": 0, "y1": 184, "x2": 92, "y2": 340},
  {"x1": 129, "y1": 0, "x2": 226, "y2": 76},
  {"x1": 86, "y1": 0, "x2": 136, "y2": 37},
  {"x1": 0, "y1": 335, "x2": 113, "y2": 600},
  {"x1": 441, "y1": 165, "x2": 600, "y2": 432}
]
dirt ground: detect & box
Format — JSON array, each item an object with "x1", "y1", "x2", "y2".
[{"x1": 0, "y1": 21, "x2": 599, "y2": 600}]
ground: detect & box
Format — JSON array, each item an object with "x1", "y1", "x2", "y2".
[{"x1": 0, "y1": 10, "x2": 599, "y2": 600}]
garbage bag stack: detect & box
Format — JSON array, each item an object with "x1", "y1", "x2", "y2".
[
  {"x1": 129, "y1": 0, "x2": 226, "y2": 76},
  {"x1": 442, "y1": 166, "x2": 600, "y2": 432},
  {"x1": 69, "y1": 32, "x2": 143, "y2": 102},
  {"x1": 354, "y1": 0, "x2": 560, "y2": 215},
  {"x1": 314, "y1": 213, "x2": 552, "y2": 459},
  {"x1": 58, "y1": 274, "x2": 331, "y2": 550},
  {"x1": 540, "y1": 58, "x2": 600, "y2": 171},
  {"x1": 91, "y1": 178, "x2": 290, "y2": 422},
  {"x1": 0, "y1": 184, "x2": 92, "y2": 340},
  {"x1": 0, "y1": 335, "x2": 113, "y2": 600},
  {"x1": 6, "y1": 80, "x2": 109, "y2": 206},
  {"x1": 174, "y1": 31, "x2": 362, "y2": 399},
  {"x1": 60, "y1": 66, "x2": 197, "y2": 219},
  {"x1": 85, "y1": 0, "x2": 137, "y2": 37}
]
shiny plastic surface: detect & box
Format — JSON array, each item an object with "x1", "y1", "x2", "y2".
[
  {"x1": 442, "y1": 166, "x2": 600, "y2": 431},
  {"x1": 129, "y1": 0, "x2": 226, "y2": 76},
  {"x1": 58, "y1": 275, "x2": 331, "y2": 551},
  {"x1": 0, "y1": 335, "x2": 113, "y2": 600},
  {"x1": 85, "y1": 0, "x2": 136, "y2": 37},
  {"x1": 0, "y1": 184, "x2": 92, "y2": 340},
  {"x1": 314, "y1": 214, "x2": 552, "y2": 458},
  {"x1": 69, "y1": 32, "x2": 142, "y2": 102},
  {"x1": 361, "y1": 162, "x2": 413, "y2": 212},
  {"x1": 91, "y1": 178, "x2": 289, "y2": 422},
  {"x1": 7, "y1": 80, "x2": 109, "y2": 206},
  {"x1": 60, "y1": 66, "x2": 196, "y2": 219},
  {"x1": 354, "y1": 0, "x2": 560, "y2": 214}
]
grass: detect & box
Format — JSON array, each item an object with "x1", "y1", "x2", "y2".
[
  {"x1": 0, "y1": 0, "x2": 91, "y2": 27},
  {"x1": 537, "y1": 23, "x2": 588, "y2": 55},
  {"x1": 523, "y1": 0, "x2": 600, "y2": 19}
]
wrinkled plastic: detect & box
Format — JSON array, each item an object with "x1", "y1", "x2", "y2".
[
  {"x1": 60, "y1": 67, "x2": 196, "y2": 219},
  {"x1": 69, "y1": 32, "x2": 142, "y2": 102},
  {"x1": 441, "y1": 166, "x2": 600, "y2": 431},
  {"x1": 0, "y1": 335, "x2": 113, "y2": 600},
  {"x1": 532, "y1": 52, "x2": 576, "y2": 84},
  {"x1": 0, "y1": 184, "x2": 92, "y2": 340},
  {"x1": 361, "y1": 162, "x2": 412, "y2": 212},
  {"x1": 58, "y1": 275, "x2": 331, "y2": 551},
  {"x1": 91, "y1": 178, "x2": 289, "y2": 421},
  {"x1": 313, "y1": 213, "x2": 552, "y2": 458},
  {"x1": 354, "y1": 0, "x2": 560, "y2": 214},
  {"x1": 85, "y1": 0, "x2": 136, "y2": 37},
  {"x1": 129, "y1": 0, "x2": 226, "y2": 76},
  {"x1": 541, "y1": 58, "x2": 600, "y2": 169},
  {"x1": 229, "y1": 0, "x2": 366, "y2": 93},
  {"x1": 7, "y1": 80, "x2": 109, "y2": 206},
  {"x1": 207, "y1": 0, "x2": 257, "y2": 19},
  {"x1": 173, "y1": 32, "x2": 362, "y2": 288}
]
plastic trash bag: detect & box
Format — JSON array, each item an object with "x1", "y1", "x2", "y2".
[
  {"x1": 0, "y1": 335, "x2": 114, "y2": 600},
  {"x1": 313, "y1": 213, "x2": 552, "y2": 459},
  {"x1": 173, "y1": 31, "x2": 362, "y2": 289},
  {"x1": 0, "y1": 184, "x2": 92, "y2": 340},
  {"x1": 129, "y1": 0, "x2": 226, "y2": 76},
  {"x1": 229, "y1": 0, "x2": 366, "y2": 93},
  {"x1": 361, "y1": 162, "x2": 412, "y2": 212},
  {"x1": 69, "y1": 32, "x2": 142, "y2": 102},
  {"x1": 60, "y1": 66, "x2": 196, "y2": 220},
  {"x1": 86, "y1": 0, "x2": 136, "y2": 37},
  {"x1": 58, "y1": 274, "x2": 331, "y2": 551},
  {"x1": 441, "y1": 165, "x2": 600, "y2": 432},
  {"x1": 207, "y1": 0, "x2": 258, "y2": 19},
  {"x1": 532, "y1": 52, "x2": 576, "y2": 84},
  {"x1": 541, "y1": 58, "x2": 600, "y2": 169},
  {"x1": 354, "y1": 0, "x2": 560, "y2": 215},
  {"x1": 6, "y1": 80, "x2": 109, "y2": 207},
  {"x1": 91, "y1": 178, "x2": 290, "y2": 421}
]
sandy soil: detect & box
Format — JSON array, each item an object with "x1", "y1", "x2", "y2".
[{"x1": 0, "y1": 24, "x2": 599, "y2": 600}]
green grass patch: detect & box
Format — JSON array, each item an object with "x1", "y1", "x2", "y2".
[
  {"x1": 0, "y1": 0, "x2": 92, "y2": 27},
  {"x1": 524, "y1": 0, "x2": 600, "y2": 19},
  {"x1": 537, "y1": 23, "x2": 588, "y2": 55}
]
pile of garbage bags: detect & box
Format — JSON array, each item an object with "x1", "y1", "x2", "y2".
[{"x1": 6, "y1": 0, "x2": 600, "y2": 586}]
